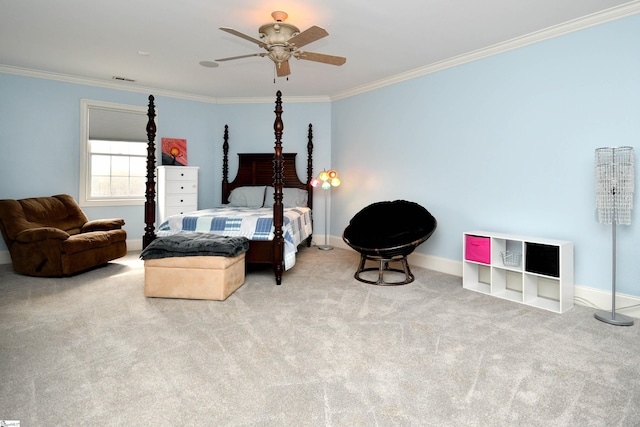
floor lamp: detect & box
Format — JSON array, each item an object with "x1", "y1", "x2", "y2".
[
  {"x1": 310, "y1": 169, "x2": 341, "y2": 250},
  {"x1": 594, "y1": 146, "x2": 634, "y2": 326}
]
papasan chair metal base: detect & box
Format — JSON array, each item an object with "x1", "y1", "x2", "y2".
[
  {"x1": 343, "y1": 200, "x2": 437, "y2": 286},
  {"x1": 355, "y1": 253, "x2": 415, "y2": 286}
]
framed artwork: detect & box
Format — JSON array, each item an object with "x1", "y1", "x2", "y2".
[{"x1": 161, "y1": 138, "x2": 187, "y2": 166}]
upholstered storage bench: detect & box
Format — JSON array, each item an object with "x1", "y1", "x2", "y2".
[
  {"x1": 144, "y1": 253, "x2": 246, "y2": 300},
  {"x1": 140, "y1": 233, "x2": 249, "y2": 301}
]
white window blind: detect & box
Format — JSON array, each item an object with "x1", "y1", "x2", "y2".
[{"x1": 88, "y1": 108, "x2": 148, "y2": 142}]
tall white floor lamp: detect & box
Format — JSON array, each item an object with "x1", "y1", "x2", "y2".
[
  {"x1": 594, "y1": 146, "x2": 634, "y2": 326},
  {"x1": 310, "y1": 169, "x2": 341, "y2": 250}
]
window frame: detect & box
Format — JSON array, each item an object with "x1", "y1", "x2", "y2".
[{"x1": 80, "y1": 99, "x2": 152, "y2": 207}]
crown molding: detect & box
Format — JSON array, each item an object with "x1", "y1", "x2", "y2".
[
  {"x1": 0, "y1": 64, "x2": 332, "y2": 104},
  {"x1": 2, "y1": 1, "x2": 639, "y2": 104},
  {"x1": 330, "y1": 1, "x2": 640, "y2": 101},
  {"x1": 0, "y1": 64, "x2": 219, "y2": 104},
  {"x1": 215, "y1": 95, "x2": 331, "y2": 104}
]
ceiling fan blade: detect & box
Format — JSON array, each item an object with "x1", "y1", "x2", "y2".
[
  {"x1": 219, "y1": 27, "x2": 267, "y2": 48},
  {"x1": 276, "y1": 61, "x2": 291, "y2": 77},
  {"x1": 215, "y1": 53, "x2": 266, "y2": 62},
  {"x1": 287, "y1": 25, "x2": 328, "y2": 48},
  {"x1": 296, "y1": 51, "x2": 346, "y2": 66}
]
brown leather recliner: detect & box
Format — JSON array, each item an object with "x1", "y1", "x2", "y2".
[{"x1": 0, "y1": 194, "x2": 127, "y2": 277}]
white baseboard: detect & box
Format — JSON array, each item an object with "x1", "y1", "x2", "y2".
[
  {"x1": 330, "y1": 236, "x2": 640, "y2": 320},
  {"x1": 572, "y1": 285, "x2": 640, "y2": 319},
  {"x1": 128, "y1": 239, "x2": 143, "y2": 252},
  {"x1": 0, "y1": 250, "x2": 10, "y2": 265}
]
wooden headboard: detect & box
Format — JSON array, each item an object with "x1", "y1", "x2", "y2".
[{"x1": 221, "y1": 124, "x2": 314, "y2": 210}]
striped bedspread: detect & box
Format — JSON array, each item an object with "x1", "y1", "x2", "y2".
[{"x1": 157, "y1": 206, "x2": 313, "y2": 270}]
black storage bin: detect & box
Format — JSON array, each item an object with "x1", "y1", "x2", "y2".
[{"x1": 525, "y1": 242, "x2": 559, "y2": 277}]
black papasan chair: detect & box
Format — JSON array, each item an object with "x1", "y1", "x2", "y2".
[{"x1": 342, "y1": 200, "x2": 437, "y2": 285}]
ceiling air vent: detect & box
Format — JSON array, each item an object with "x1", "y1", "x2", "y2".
[{"x1": 112, "y1": 76, "x2": 135, "y2": 82}]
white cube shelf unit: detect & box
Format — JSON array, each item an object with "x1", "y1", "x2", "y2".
[{"x1": 462, "y1": 231, "x2": 574, "y2": 313}]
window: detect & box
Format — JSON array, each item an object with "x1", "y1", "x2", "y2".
[
  {"x1": 88, "y1": 139, "x2": 147, "y2": 199},
  {"x1": 80, "y1": 100, "x2": 152, "y2": 206}
]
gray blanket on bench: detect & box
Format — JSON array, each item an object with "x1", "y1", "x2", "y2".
[{"x1": 140, "y1": 233, "x2": 250, "y2": 260}]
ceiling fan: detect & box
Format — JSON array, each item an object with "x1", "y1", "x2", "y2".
[{"x1": 215, "y1": 11, "x2": 346, "y2": 77}]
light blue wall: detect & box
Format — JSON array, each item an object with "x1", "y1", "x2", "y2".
[
  {"x1": 216, "y1": 101, "x2": 332, "y2": 218},
  {"x1": 0, "y1": 75, "x2": 332, "y2": 251},
  {"x1": 0, "y1": 74, "x2": 222, "y2": 245},
  {"x1": 151, "y1": 96, "x2": 220, "y2": 210},
  {"x1": 331, "y1": 14, "x2": 640, "y2": 295},
  {"x1": 1, "y1": 14, "x2": 638, "y2": 297}
]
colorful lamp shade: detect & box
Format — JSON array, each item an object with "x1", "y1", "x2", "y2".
[
  {"x1": 311, "y1": 169, "x2": 340, "y2": 250},
  {"x1": 311, "y1": 169, "x2": 341, "y2": 190}
]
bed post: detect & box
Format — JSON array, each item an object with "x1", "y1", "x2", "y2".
[
  {"x1": 273, "y1": 91, "x2": 284, "y2": 285},
  {"x1": 306, "y1": 123, "x2": 314, "y2": 247},
  {"x1": 307, "y1": 124, "x2": 314, "y2": 211},
  {"x1": 143, "y1": 95, "x2": 157, "y2": 249},
  {"x1": 222, "y1": 124, "x2": 229, "y2": 203}
]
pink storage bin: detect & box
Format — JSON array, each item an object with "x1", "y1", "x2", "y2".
[{"x1": 465, "y1": 235, "x2": 490, "y2": 264}]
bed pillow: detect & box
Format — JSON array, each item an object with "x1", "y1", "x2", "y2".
[
  {"x1": 264, "y1": 187, "x2": 308, "y2": 208},
  {"x1": 227, "y1": 186, "x2": 266, "y2": 208}
]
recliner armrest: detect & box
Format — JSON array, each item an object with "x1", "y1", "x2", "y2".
[
  {"x1": 16, "y1": 227, "x2": 70, "y2": 243},
  {"x1": 81, "y1": 218, "x2": 125, "y2": 232}
]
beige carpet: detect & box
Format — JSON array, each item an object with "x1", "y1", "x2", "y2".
[{"x1": 1, "y1": 246, "x2": 639, "y2": 426}]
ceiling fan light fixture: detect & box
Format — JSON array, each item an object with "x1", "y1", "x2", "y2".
[{"x1": 271, "y1": 11, "x2": 288, "y2": 22}]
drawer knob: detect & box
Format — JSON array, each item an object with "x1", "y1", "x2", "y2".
[{"x1": 181, "y1": 186, "x2": 184, "y2": 189}]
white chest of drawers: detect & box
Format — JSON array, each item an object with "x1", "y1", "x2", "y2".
[{"x1": 157, "y1": 166, "x2": 199, "y2": 223}]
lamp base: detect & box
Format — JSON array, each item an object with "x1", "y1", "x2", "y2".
[
  {"x1": 318, "y1": 245, "x2": 333, "y2": 251},
  {"x1": 594, "y1": 311, "x2": 634, "y2": 326}
]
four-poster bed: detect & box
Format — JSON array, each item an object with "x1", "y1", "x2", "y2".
[{"x1": 143, "y1": 91, "x2": 314, "y2": 285}]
